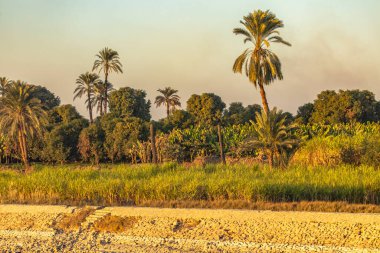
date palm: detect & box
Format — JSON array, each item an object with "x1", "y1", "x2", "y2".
[
  {"x1": 233, "y1": 10, "x2": 291, "y2": 113},
  {"x1": 92, "y1": 47, "x2": 123, "y2": 114},
  {"x1": 0, "y1": 81, "x2": 48, "y2": 169},
  {"x1": 243, "y1": 108, "x2": 299, "y2": 168},
  {"x1": 74, "y1": 72, "x2": 101, "y2": 123},
  {"x1": 155, "y1": 87, "x2": 181, "y2": 119},
  {"x1": 0, "y1": 77, "x2": 12, "y2": 97},
  {"x1": 91, "y1": 81, "x2": 113, "y2": 116}
]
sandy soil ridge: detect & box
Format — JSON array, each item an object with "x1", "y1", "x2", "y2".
[{"x1": 0, "y1": 205, "x2": 379, "y2": 252}]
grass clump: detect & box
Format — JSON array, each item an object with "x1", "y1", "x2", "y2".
[{"x1": 93, "y1": 215, "x2": 140, "y2": 233}]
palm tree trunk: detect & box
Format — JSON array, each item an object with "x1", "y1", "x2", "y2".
[
  {"x1": 99, "y1": 99, "x2": 103, "y2": 116},
  {"x1": 104, "y1": 73, "x2": 108, "y2": 114},
  {"x1": 88, "y1": 92, "x2": 93, "y2": 123},
  {"x1": 268, "y1": 150, "x2": 274, "y2": 169},
  {"x1": 150, "y1": 122, "x2": 158, "y2": 164},
  {"x1": 259, "y1": 82, "x2": 270, "y2": 114},
  {"x1": 18, "y1": 126, "x2": 29, "y2": 170},
  {"x1": 217, "y1": 123, "x2": 226, "y2": 165},
  {"x1": 166, "y1": 103, "x2": 170, "y2": 119}
]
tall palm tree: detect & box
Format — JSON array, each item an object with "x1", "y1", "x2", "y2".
[
  {"x1": 73, "y1": 72, "x2": 101, "y2": 123},
  {"x1": 91, "y1": 81, "x2": 114, "y2": 116},
  {"x1": 92, "y1": 47, "x2": 123, "y2": 114},
  {"x1": 154, "y1": 87, "x2": 181, "y2": 119},
  {"x1": 0, "y1": 77, "x2": 12, "y2": 97},
  {"x1": 233, "y1": 10, "x2": 291, "y2": 113},
  {"x1": 242, "y1": 108, "x2": 299, "y2": 168},
  {"x1": 0, "y1": 81, "x2": 48, "y2": 169}
]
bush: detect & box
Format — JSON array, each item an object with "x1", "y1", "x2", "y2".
[{"x1": 292, "y1": 131, "x2": 380, "y2": 167}]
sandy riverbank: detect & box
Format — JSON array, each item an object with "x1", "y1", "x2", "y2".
[{"x1": 0, "y1": 205, "x2": 379, "y2": 252}]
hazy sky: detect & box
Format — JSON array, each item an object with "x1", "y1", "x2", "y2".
[{"x1": 1, "y1": 0, "x2": 379, "y2": 119}]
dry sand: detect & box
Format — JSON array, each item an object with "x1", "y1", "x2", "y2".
[{"x1": 0, "y1": 205, "x2": 379, "y2": 252}]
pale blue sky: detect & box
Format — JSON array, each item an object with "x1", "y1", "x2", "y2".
[{"x1": 1, "y1": 0, "x2": 379, "y2": 119}]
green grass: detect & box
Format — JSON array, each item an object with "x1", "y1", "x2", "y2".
[{"x1": 0, "y1": 163, "x2": 379, "y2": 206}]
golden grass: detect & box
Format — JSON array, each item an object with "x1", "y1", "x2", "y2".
[
  {"x1": 1, "y1": 163, "x2": 380, "y2": 212},
  {"x1": 138, "y1": 200, "x2": 380, "y2": 213}
]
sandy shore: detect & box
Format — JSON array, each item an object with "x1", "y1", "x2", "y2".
[{"x1": 0, "y1": 205, "x2": 379, "y2": 252}]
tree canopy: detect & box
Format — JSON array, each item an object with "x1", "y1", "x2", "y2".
[
  {"x1": 187, "y1": 93, "x2": 226, "y2": 125},
  {"x1": 109, "y1": 87, "x2": 151, "y2": 121},
  {"x1": 310, "y1": 90, "x2": 378, "y2": 124}
]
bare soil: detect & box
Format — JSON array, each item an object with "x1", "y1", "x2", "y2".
[{"x1": 0, "y1": 205, "x2": 379, "y2": 252}]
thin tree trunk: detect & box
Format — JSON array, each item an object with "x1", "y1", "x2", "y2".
[
  {"x1": 21, "y1": 124, "x2": 30, "y2": 170},
  {"x1": 18, "y1": 126, "x2": 29, "y2": 170},
  {"x1": 166, "y1": 103, "x2": 170, "y2": 119},
  {"x1": 99, "y1": 98, "x2": 103, "y2": 116},
  {"x1": 259, "y1": 82, "x2": 270, "y2": 114},
  {"x1": 88, "y1": 92, "x2": 93, "y2": 123},
  {"x1": 217, "y1": 123, "x2": 226, "y2": 165},
  {"x1": 268, "y1": 150, "x2": 274, "y2": 169},
  {"x1": 150, "y1": 122, "x2": 158, "y2": 164},
  {"x1": 104, "y1": 73, "x2": 108, "y2": 114}
]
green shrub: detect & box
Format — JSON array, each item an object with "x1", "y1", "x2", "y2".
[{"x1": 293, "y1": 130, "x2": 380, "y2": 167}]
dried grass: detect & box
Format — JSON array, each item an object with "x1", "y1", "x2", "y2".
[
  {"x1": 93, "y1": 215, "x2": 140, "y2": 233},
  {"x1": 54, "y1": 206, "x2": 95, "y2": 231}
]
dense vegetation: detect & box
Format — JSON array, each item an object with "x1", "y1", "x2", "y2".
[
  {"x1": 0, "y1": 163, "x2": 379, "y2": 206},
  {"x1": 0, "y1": 9, "x2": 379, "y2": 210}
]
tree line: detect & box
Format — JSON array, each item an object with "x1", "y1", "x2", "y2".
[{"x1": 0, "y1": 10, "x2": 379, "y2": 170}]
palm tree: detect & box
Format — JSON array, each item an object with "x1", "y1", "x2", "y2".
[
  {"x1": 74, "y1": 72, "x2": 101, "y2": 123},
  {"x1": 0, "y1": 77, "x2": 11, "y2": 97},
  {"x1": 92, "y1": 47, "x2": 123, "y2": 114},
  {"x1": 154, "y1": 87, "x2": 181, "y2": 119},
  {"x1": 233, "y1": 10, "x2": 291, "y2": 113},
  {"x1": 0, "y1": 81, "x2": 48, "y2": 169},
  {"x1": 242, "y1": 108, "x2": 299, "y2": 168},
  {"x1": 91, "y1": 81, "x2": 114, "y2": 116}
]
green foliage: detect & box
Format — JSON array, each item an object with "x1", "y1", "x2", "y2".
[
  {"x1": 222, "y1": 124, "x2": 255, "y2": 157},
  {"x1": 310, "y1": 90, "x2": 378, "y2": 124},
  {"x1": 296, "y1": 103, "x2": 314, "y2": 124},
  {"x1": 37, "y1": 105, "x2": 88, "y2": 164},
  {"x1": 32, "y1": 85, "x2": 61, "y2": 110},
  {"x1": 92, "y1": 47, "x2": 123, "y2": 114},
  {"x1": 93, "y1": 47, "x2": 123, "y2": 75},
  {"x1": 73, "y1": 72, "x2": 101, "y2": 122},
  {"x1": 157, "y1": 110, "x2": 194, "y2": 132},
  {"x1": 187, "y1": 93, "x2": 225, "y2": 125},
  {"x1": 101, "y1": 116, "x2": 149, "y2": 162},
  {"x1": 293, "y1": 124, "x2": 380, "y2": 167},
  {"x1": 224, "y1": 102, "x2": 261, "y2": 125},
  {"x1": 154, "y1": 87, "x2": 181, "y2": 118},
  {"x1": 109, "y1": 87, "x2": 151, "y2": 121},
  {"x1": 0, "y1": 164, "x2": 379, "y2": 205},
  {"x1": 78, "y1": 123, "x2": 105, "y2": 164},
  {"x1": 167, "y1": 126, "x2": 219, "y2": 160},
  {"x1": 233, "y1": 9, "x2": 291, "y2": 112},
  {"x1": 233, "y1": 10, "x2": 291, "y2": 87},
  {"x1": 296, "y1": 122, "x2": 380, "y2": 139},
  {"x1": 0, "y1": 77, "x2": 11, "y2": 97},
  {"x1": 49, "y1": 104, "x2": 84, "y2": 125},
  {"x1": 42, "y1": 119, "x2": 88, "y2": 164},
  {"x1": 0, "y1": 81, "x2": 49, "y2": 167},
  {"x1": 241, "y1": 108, "x2": 300, "y2": 168},
  {"x1": 0, "y1": 135, "x2": 6, "y2": 162}
]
